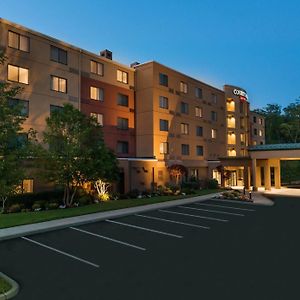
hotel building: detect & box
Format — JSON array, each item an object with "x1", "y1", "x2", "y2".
[{"x1": 0, "y1": 18, "x2": 265, "y2": 193}]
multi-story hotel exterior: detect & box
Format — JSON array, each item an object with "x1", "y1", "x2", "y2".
[{"x1": 0, "y1": 18, "x2": 265, "y2": 193}]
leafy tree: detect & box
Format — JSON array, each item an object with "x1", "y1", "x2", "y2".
[
  {"x1": 168, "y1": 164, "x2": 187, "y2": 185},
  {"x1": 281, "y1": 102, "x2": 300, "y2": 143},
  {"x1": 0, "y1": 51, "x2": 37, "y2": 212},
  {"x1": 43, "y1": 104, "x2": 119, "y2": 207}
]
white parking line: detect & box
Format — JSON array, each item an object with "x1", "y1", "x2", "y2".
[
  {"x1": 209, "y1": 199, "x2": 258, "y2": 206},
  {"x1": 70, "y1": 227, "x2": 146, "y2": 251},
  {"x1": 194, "y1": 202, "x2": 255, "y2": 212},
  {"x1": 106, "y1": 220, "x2": 183, "y2": 238},
  {"x1": 158, "y1": 209, "x2": 228, "y2": 222},
  {"x1": 179, "y1": 206, "x2": 245, "y2": 216},
  {"x1": 21, "y1": 236, "x2": 99, "y2": 268},
  {"x1": 135, "y1": 214, "x2": 210, "y2": 229}
]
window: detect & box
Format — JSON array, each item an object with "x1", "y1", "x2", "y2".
[
  {"x1": 8, "y1": 65, "x2": 28, "y2": 84},
  {"x1": 159, "y1": 96, "x2": 168, "y2": 109},
  {"x1": 90, "y1": 60, "x2": 104, "y2": 76},
  {"x1": 240, "y1": 102, "x2": 244, "y2": 114},
  {"x1": 159, "y1": 119, "x2": 169, "y2": 131},
  {"x1": 227, "y1": 132, "x2": 236, "y2": 144},
  {"x1": 159, "y1": 142, "x2": 169, "y2": 154},
  {"x1": 259, "y1": 129, "x2": 263, "y2": 136},
  {"x1": 117, "y1": 117, "x2": 129, "y2": 130},
  {"x1": 159, "y1": 73, "x2": 168, "y2": 87},
  {"x1": 8, "y1": 31, "x2": 29, "y2": 52},
  {"x1": 90, "y1": 86, "x2": 104, "y2": 101},
  {"x1": 181, "y1": 123, "x2": 189, "y2": 135},
  {"x1": 50, "y1": 105, "x2": 63, "y2": 115},
  {"x1": 253, "y1": 116, "x2": 257, "y2": 123},
  {"x1": 117, "y1": 141, "x2": 129, "y2": 154},
  {"x1": 117, "y1": 70, "x2": 128, "y2": 84},
  {"x1": 181, "y1": 102, "x2": 189, "y2": 114},
  {"x1": 50, "y1": 45, "x2": 68, "y2": 65},
  {"x1": 9, "y1": 98, "x2": 29, "y2": 117},
  {"x1": 196, "y1": 126, "x2": 203, "y2": 137},
  {"x1": 158, "y1": 170, "x2": 164, "y2": 181},
  {"x1": 180, "y1": 81, "x2": 188, "y2": 93},
  {"x1": 211, "y1": 93, "x2": 217, "y2": 104},
  {"x1": 195, "y1": 106, "x2": 203, "y2": 117},
  {"x1": 211, "y1": 111, "x2": 217, "y2": 121},
  {"x1": 211, "y1": 129, "x2": 217, "y2": 139},
  {"x1": 196, "y1": 145, "x2": 204, "y2": 156},
  {"x1": 254, "y1": 128, "x2": 258, "y2": 136},
  {"x1": 22, "y1": 179, "x2": 33, "y2": 193},
  {"x1": 258, "y1": 118, "x2": 263, "y2": 125},
  {"x1": 227, "y1": 98, "x2": 235, "y2": 112},
  {"x1": 117, "y1": 94, "x2": 129, "y2": 107},
  {"x1": 51, "y1": 76, "x2": 67, "y2": 93},
  {"x1": 16, "y1": 133, "x2": 28, "y2": 147},
  {"x1": 195, "y1": 87, "x2": 202, "y2": 99},
  {"x1": 181, "y1": 144, "x2": 190, "y2": 155},
  {"x1": 90, "y1": 113, "x2": 103, "y2": 126}
]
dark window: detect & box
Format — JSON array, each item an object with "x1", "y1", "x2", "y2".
[
  {"x1": 159, "y1": 73, "x2": 168, "y2": 87},
  {"x1": 196, "y1": 145, "x2": 204, "y2": 156},
  {"x1": 195, "y1": 87, "x2": 203, "y2": 98},
  {"x1": 50, "y1": 105, "x2": 63, "y2": 115},
  {"x1": 253, "y1": 116, "x2": 257, "y2": 123},
  {"x1": 254, "y1": 128, "x2": 258, "y2": 135},
  {"x1": 181, "y1": 144, "x2": 190, "y2": 155},
  {"x1": 196, "y1": 126, "x2": 203, "y2": 137},
  {"x1": 117, "y1": 141, "x2": 129, "y2": 154},
  {"x1": 117, "y1": 117, "x2": 129, "y2": 130},
  {"x1": 159, "y1": 96, "x2": 168, "y2": 109},
  {"x1": 181, "y1": 102, "x2": 189, "y2": 114},
  {"x1": 160, "y1": 119, "x2": 169, "y2": 131},
  {"x1": 117, "y1": 94, "x2": 129, "y2": 107},
  {"x1": 50, "y1": 45, "x2": 68, "y2": 65},
  {"x1": 211, "y1": 111, "x2": 217, "y2": 121},
  {"x1": 9, "y1": 133, "x2": 28, "y2": 149},
  {"x1": 211, "y1": 93, "x2": 217, "y2": 104},
  {"x1": 9, "y1": 98, "x2": 29, "y2": 117}
]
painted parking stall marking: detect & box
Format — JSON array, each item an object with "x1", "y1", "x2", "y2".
[
  {"x1": 70, "y1": 227, "x2": 146, "y2": 251},
  {"x1": 135, "y1": 214, "x2": 210, "y2": 230},
  {"x1": 21, "y1": 236, "x2": 100, "y2": 268},
  {"x1": 194, "y1": 202, "x2": 255, "y2": 212},
  {"x1": 106, "y1": 219, "x2": 183, "y2": 239},
  {"x1": 178, "y1": 205, "x2": 245, "y2": 216},
  {"x1": 209, "y1": 199, "x2": 260, "y2": 206},
  {"x1": 158, "y1": 209, "x2": 229, "y2": 222}
]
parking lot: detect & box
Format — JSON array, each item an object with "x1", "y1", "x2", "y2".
[{"x1": 0, "y1": 196, "x2": 299, "y2": 300}]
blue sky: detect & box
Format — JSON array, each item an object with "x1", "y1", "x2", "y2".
[{"x1": 1, "y1": 0, "x2": 300, "y2": 109}]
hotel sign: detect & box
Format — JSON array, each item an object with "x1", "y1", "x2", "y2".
[{"x1": 233, "y1": 89, "x2": 248, "y2": 101}]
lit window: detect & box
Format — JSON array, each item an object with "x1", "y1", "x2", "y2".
[
  {"x1": 211, "y1": 129, "x2": 217, "y2": 139},
  {"x1": 117, "y1": 70, "x2": 128, "y2": 84},
  {"x1": 117, "y1": 94, "x2": 129, "y2": 106},
  {"x1": 226, "y1": 98, "x2": 235, "y2": 112},
  {"x1": 160, "y1": 142, "x2": 169, "y2": 154},
  {"x1": 227, "y1": 132, "x2": 236, "y2": 144},
  {"x1": 227, "y1": 148, "x2": 236, "y2": 157},
  {"x1": 51, "y1": 76, "x2": 67, "y2": 93},
  {"x1": 196, "y1": 126, "x2": 203, "y2": 137},
  {"x1": 259, "y1": 129, "x2": 263, "y2": 136},
  {"x1": 159, "y1": 73, "x2": 168, "y2": 87},
  {"x1": 117, "y1": 117, "x2": 129, "y2": 130},
  {"x1": 181, "y1": 144, "x2": 190, "y2": 155},
  {"x1": 90, "y1": 113, "x2": 103, "y2": 126},
  {"x1": 90, "y1": 60, "x2": 104, "y2": 76},
  {"x1": 180, "y1": 81, "x2": 188, "y2": 93},
  {"x1": 159, "y1": 96, "x2": 168, "y2": 109},
  {"x1": 227, "y1": 115, "x2": 236, "y2": 128},
  {"x1": 196, "y1": 145, "x2": 204, "y2": 156},
  {"x1": 90, "y1": 86, "x2": 104, "y2": 101},
  {"x1": 8, "y1": 31, "x2": 29, "y2": 52},
  {"x1": 22, "y1": 179, "x2": 33, "y2": 193},
  {"x1": 50, "y1": 46, "x2": 68, "y2": 65},
  {"x1": 258, "y1": 118, "x2": 263, "y2": 125},
  {"x1": 181, "y1": 123, "x2": 189, "y2": 135},
  {"x1": 117, "y1": 141, "x2": 129, "y2": 154},
  {"x1": 8, "y1": 65, "x2": 29, "y2": 84},
  {"x1": 195, "y1": 87, "x2": 202, "y2": 98},
  {"x1": 9, "y1": 98, "x2": 29, "y2": 117},
  {"x1": 195, "y1": 106, "x2": 203, "y2": 117},
  {"x1": 160, "y1": 119, "x2": 169, "y2": 131},
  {"x1": 181, "y1": 102, "x2": 189, "y2": 114},
  {"x1": 253, "y1": 141, "x2": 257, "y2": 145}
]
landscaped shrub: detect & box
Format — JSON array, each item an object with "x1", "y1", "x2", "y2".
[
  {"x1": 181, "y1": 181, "x2": 200, "y2": 190},
  {"x1": 47, "y1": 202, "x2": 59, "y2": 210},
  {"x1": 77, "y1": 195, "x2": 92, "y2": 206},
  {"x1": 126, "y1": 189, "x2": 140, "y2": 199},
  {"x1": 32, "y1": 203, "x2": 42, "y2": 211},
  {"x1": 207, "y1": 179, "x2": 219, "y2": 189},
  {"x1": 8, "y1": 204, "x2": 21, "y2": 213},
  {"x1": 181, "y1": 187, "x2": 196, "y2": 195}
]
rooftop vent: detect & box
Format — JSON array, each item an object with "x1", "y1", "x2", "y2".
[
  {"x1": 100, "y1": 49, "x2": 112, "y2": 60},
  {"x1": 130, "y1": 61, "x2": 140, "y2": 68}
]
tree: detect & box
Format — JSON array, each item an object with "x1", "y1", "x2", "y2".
[
  {"x1": 281, "y1": 102, "x2": 300, "y2": 143},
  {"x1": 43, "y1": 104, "x2": 119, "y2": 207},
  {"x1": 0, "y1": 51, "x2": 37, "y2": 212},
  {"x1": 167, "y1": 164, "x2": 187, "y2": 185}
]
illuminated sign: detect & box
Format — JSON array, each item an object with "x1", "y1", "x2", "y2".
[{"x1": 233, "y1": 89, "x2": 248, "y2": 101}]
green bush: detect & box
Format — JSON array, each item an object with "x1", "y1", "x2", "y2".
[
  {"x1": 47, "y1": 202, "x2": 59, "y2": 210},
  {"x1": 32, "y1": 203, "x2": 42, "y2": 211},
  {"x1": 8, "y1": 204, "x2": 21, "y2": 213},
  {"x1": 207, "y1": 179, "x2": 219, "y2": 189},
  {"x1": 78, "y1": 195, "x2": 92, "y2": 206}
]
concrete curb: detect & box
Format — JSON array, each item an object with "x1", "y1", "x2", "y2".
[
  {"x1": 0, "y1": 193, "x2": 221, "y2": 241},
  {"x1": 0, "y1": 272, "x2": 19, "y2": 300}
]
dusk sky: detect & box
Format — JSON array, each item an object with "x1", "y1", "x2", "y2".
[{"x1": 1, "y1": 0, "x2": 300, "y2": 109}]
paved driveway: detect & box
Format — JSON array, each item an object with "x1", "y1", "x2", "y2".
[{"x1": 0, "y1": 196, "x2": 299, "y2": 300}]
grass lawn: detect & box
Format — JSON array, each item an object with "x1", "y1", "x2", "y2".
[
  {"x1": 0, "y1": 189, "x2": 220, "y2": 229},
  {"x1": 0, "y1": 276, "x2": 11, "y2": 294}
]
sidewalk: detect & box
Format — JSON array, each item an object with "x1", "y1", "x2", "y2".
[{"x1": 0, "y1": 193, "x2": 221, "y2": 242}]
